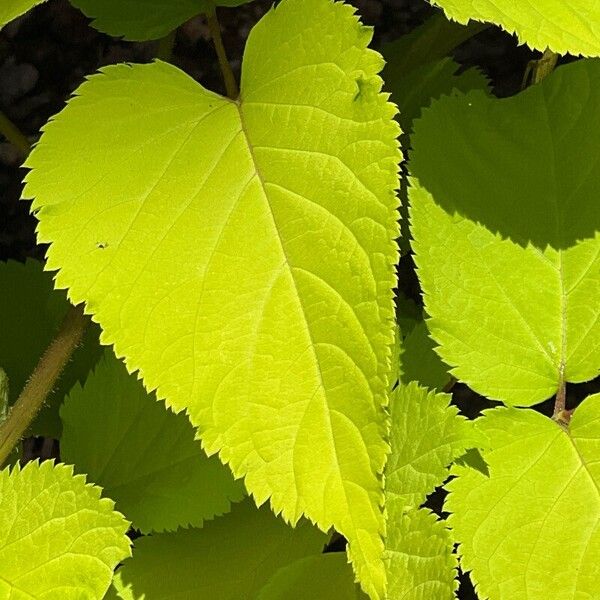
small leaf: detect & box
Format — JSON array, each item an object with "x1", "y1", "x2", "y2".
[
  {"x1": 69, "y1": 0, "x2": 255, "y2": 41},
  {"x1": 0, "y1": 460, "x2": 130, "y2": 599},
  {"x1": 60, "y1": 350, "x2": 245, "y2": 533},
  {"x1": 386, "y1": 382, "x2": 479, "y2": 510},
  {"x1": 257, "y1": 553, "x2": 366, "y2": 600},
  {"x1": 385, "y1": 505, "x2": 458, "y2": 600},
  {"x1": 446, "y1": 394, "x2": 600, "y2": 600},
  {"x1": 383, "y1": 383, "x2": 470, "y2": 598},
  {"x1": 410, "y1": 59, "x2": 600, "y2": 406},
  {"x1": 0, "y1": 260, "x2": 101, "y2": 437},
  {"x1": 0, "y1": 0, "x2": 46, "y2": 29},
  {"x1": 111, "y1": 499, "x2": 328, "y2": 599},
  {"x1": 382, "y1": 12, "x2": 487, "y2": 78},
  {"x1": 24, "y1": 0, "x2": 400, "y2": 595},
  {"x1": 430, "y1": 0, "x2": 600, "y2": 56}
]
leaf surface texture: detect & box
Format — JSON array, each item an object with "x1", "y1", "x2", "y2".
[
  {"x1": 409, "y1": 60, "x2": 600, "y2": 406},
  {"x1": 0, "y1": 461, "x2": 130, "y2": 599},
  {"x1": 430, "y1": 0, "x2": 600, "y2": 55},
  {"x1": 23, "y1": 1, "x2": 400, "y2": 596},
  {"x1": 446, "y1": 394, "x2": 600, "y2": 599}
]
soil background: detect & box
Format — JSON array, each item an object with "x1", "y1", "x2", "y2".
[{"x1": 0, "y1": 2, "x2": 596, "y2": 599}]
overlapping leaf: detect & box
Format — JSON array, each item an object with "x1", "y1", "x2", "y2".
[
  {"x1": 383, "y1": 383, "x2": 479, "y2": 598},
  {"x1": 0, "y1": 0, "x2": 46, "y2": 29},
  {"x1": 69, "y1": 0, "x2": 254, "y2": 41},
  {"x1": 385, "y1": 56, "x2": 489, "y2": 135},
  {"x1": 0, "y1": 260, "x2": 101, "y2": 437},
  {"x1": 382, "y1": 12, "x2": 487, "y2": 79},
  {"x1": 385, "y1": 506, "x2": 457, "y2": 600},
  {"x1": 24, "y1": 0, "x2": 400, "y2": 596},
  {"x1": 257, "y1": 554, "x2": 366, "y2": 600},
  {"x1": 111, "y1": 499, "x2": 328, "y2": 599},
  {"x1": 446, "y1": 394, "x2": 600, "y2": 599},
  {"x1": 430, "y1": 0, "x2": 600, "y2": 56},
  {"x1": 385, "y1": 382, "x2": 478, "y2": 509},
  {"x1": 0, "y1": 460, "x2": 130, "y2": 599},
  {"x1": 60, "y1": 350, "x2": 245, "y2": 533},
  {"x1": 410, "y1": 59, "x2": 600, "y2": 406}
]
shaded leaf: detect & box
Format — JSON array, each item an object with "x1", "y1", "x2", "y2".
[
  {"x1": 0, "y1": 260, "x2": 101, "y2": 437},
  {"x1": 257, "y1": 553, "x2": 366, "y2": 600},
  {"x1": 410, "y1": 60, "x2": 600, "y2": 406},
  {"x1": 69, "y1": 0, "x2": 255, "y2": 41},
  {"x1": 60, "y1": 350, "x2": 245, "y2": 533},
  {"x1": 112, "y1": 499, "x2": 328, "y2": 599}
]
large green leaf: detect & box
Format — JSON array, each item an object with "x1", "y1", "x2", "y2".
[
  {"x1": 60, "y1": 350, "x2": 245, "y2": 533},
  {"x1": 24, "y1": 1, "x2": 400, "y2": 596},
  {"x1": 257, "y1": 553, "x2": 366, "y2": 600},
  {"x1": 409, "y1": 59, "x2": 600, "y2": 407},
  {"x1": 69, "y1": 0, "x2": 254, "y2": 41},
  {"x1": 111, "y1": 499, "x2": 328, "y2": 599},
  {"x1": 0, "y1": 460, "x2": 131, "y2": 599},
  {"x1": 0, "y1": 260, "x2": 101, "y2": 437},
  {"x1": 430, "y1": 0, "x2": 600, "y2": 56},
  {"x1": 446, "y1": 394, "x2": 600, "y2": 599},
  {"x1": 0, "y1": 0, "x2": 46, "y2": 28}
]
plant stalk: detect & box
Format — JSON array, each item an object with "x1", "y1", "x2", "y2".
[
  {"x1": 0, "y1": 111, "x2": 31, "y2": 157},
  {"x1": 0, "y1": 305, "x2": 88, "y2": 466},
  {"x1": 206, "y1": 8, "x2": 239, "y2": 99}
]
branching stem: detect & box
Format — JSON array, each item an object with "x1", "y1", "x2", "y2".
[
  {"x1": 0, "y1": 111, "x2": 31, "y2": 157},
  {"x1": 206, "y1": 8, "x2": 239, "y2": 99},
  {"x1": 0, "y1": 305, "x2": 88, "y2": 466}
]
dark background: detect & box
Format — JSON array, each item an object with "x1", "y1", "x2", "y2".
[{"x1": 0, "y1": 2, "x2": 596, "y2": 598}]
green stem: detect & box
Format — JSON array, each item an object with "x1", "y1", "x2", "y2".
[
  {"x1": 0, "y1": 111, "x2": 31, "y2": 157},
  {"x1": 0, "y1": 305, "x2": 88, "y2": 467},
  {"x1": 206, "y1": 8, "x2": 239, "y2": 99},
  {"x1": 522, "y1": 49, "x2": 559, "y2": 89}
]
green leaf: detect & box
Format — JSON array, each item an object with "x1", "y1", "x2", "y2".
[
  {"x1": 0, "y1": 460, "x2": 131, "y2": 599},
  {"x1": 386, "y1": 382, "x2": 478, "y2": 511},
  {"x1": 60, "y1": 349, "x2": 245, "y2": 533},
  {"x1": 387, "y1": 57, "x2": 489, "y2": 136},
  {"x1": 257, "y1": 553, "x2": 366, "y2": 600},
  {"x1": 0, "y1": 0, "x2": 46, "y2": 28},
  {"x1": 382, "y1": 12, "x2": 488, "y2": 79},
  {"x1": 430, "y1": 0, "x2": 600, "y2": 55},
  {"x1": 399, "y1": 320, "x2": 451, "y2": 391},
  {"x1": 385, "y1": 505, "x2": 458, "y2": 600},
  {"x1": 24, "y1": 1, "x2": 400, "y2": 595},
  {"x1": 0, "y1": 260, "x2": 101, "y2": 437},
  {"x1": 111, "y1": 499, "x2": 328, "y2": 599},
  {"x1": 409, "y1": 59, "x2": 600, "y2": 407},
  {"x1": 446, "y1": 394, "x2": 600, "y2": 600},
  {"x1": 69, "y1": 0, "x2": 254, "y2": 41},
  {"x1": 383, "y1": 383, "x2": 470, "y2": 598}
]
